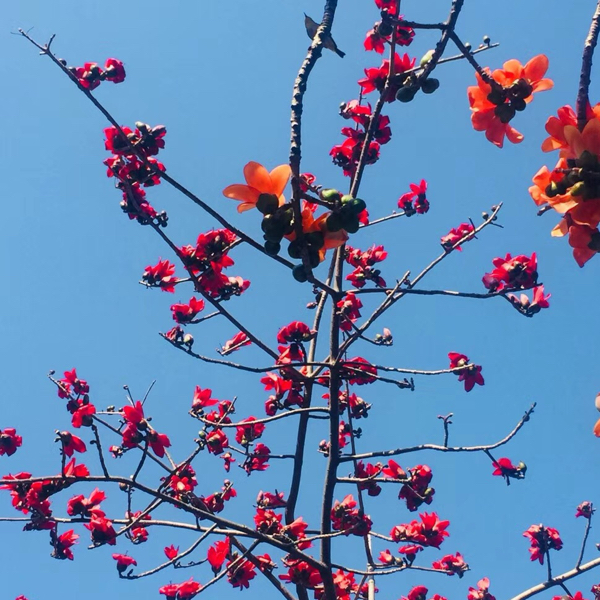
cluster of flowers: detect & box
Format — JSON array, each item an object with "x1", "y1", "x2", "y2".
[
  {"x1": 70, "y1": 58, "x2": 125, "y2": 90},
  {"x1": 345, "y1": 245, "x2": 387, "y2": 288},
  {"x1": 190, "y1": 387, "x2": 270, "y2": 474},
  {"x1": 523, "y1": 523, "x2": 563, "y2": 564},
  {"x1": 118, "y1": 400, "x2": 171, "y2": 458},
  {"x1": 530, "y1": 103, "x2": 600, "y2": 266},
  {"x1": 331, "y1": 494, "x2": 373, "y2": 536},
  {"x1": 330, "y1": 99, "x2": 392, "y2": 178},
  {"x1": 398, "y1": 180, "x2": 430, "y2": 216},
  {"x1": 468, "y1": 55, "x2": 553, "y2": 147},
  {"x1": 223, "y1": 163, "x2": 349, "y2": 272},
  {"x1": 103, "y1": 123, "x2": 168, "y2": 225},
  {"x1": 482, "y1": 253, "x2": 550, "y2": 316},
  {"x1": 279, "y1": 561, "x2": 369, "y2": 600},
  {"x1": 144, "y1": 228, "x2": 250, "y2": 302}
]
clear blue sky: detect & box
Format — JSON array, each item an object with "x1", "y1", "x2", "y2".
[{"x1": 2, "y1": 1, "x2": 600, "y2": 599}]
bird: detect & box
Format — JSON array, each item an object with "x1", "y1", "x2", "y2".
[{"x1": 304, "y1": 14, "x2": 345, "y2": 58}]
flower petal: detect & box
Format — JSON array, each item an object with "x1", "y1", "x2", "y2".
[
  {"x1": 223, "y1": 184, "x2": 261, "y2": 205},
  {"x1": 269, "y1": 164, "x2": 292, "y2": 197},
  {"x1": 244, "y1": 161, "x2": 272, "y2": 192}
]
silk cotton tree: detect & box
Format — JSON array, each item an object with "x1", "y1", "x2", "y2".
[{"x1": 3, "y1": 1, "x2": 600, "y2": 600}]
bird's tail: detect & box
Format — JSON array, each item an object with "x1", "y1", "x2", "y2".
[{"x1": 335, "y1": 48, "x2": 346, "y2": 58}]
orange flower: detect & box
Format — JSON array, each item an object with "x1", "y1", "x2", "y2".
[
  {"x1": 223, "y1": 161, "x2": 291, "y2": 213},
  {"x1": 542, "y1": 103, "x2": 600, "y2": 154},
  {"x1": 467, "y1": 55, "x2": 553, "y2": 148},
  {"x1": 285, "y1": 202, "x2": 348, "y2": 263}
]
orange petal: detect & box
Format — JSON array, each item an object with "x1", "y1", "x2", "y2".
[
  {"x1": 551, "y1": 220, "x2": 569, "y2": 237},
  {"x1": 593, "y1": 417, "x2": 600, "y2": 437},
  {"x1": 501, "y1": 58, "x2": 524, "y2": 78},
  {"x1": 269, "y1": 164, "x2": 292, "y2": 197},
  {"x1": 244, "y1": 161, "x2": 272, "y2": 193},
  {"x1": 532, "y1": 78, "x2": 554, "y2": 93},
  {"x1": 581, "y1": 119, "x2": 600, "y2": 155},
  {"x1": 564, "y1": 125, "x2": 585, "y2": 156},
  {"x1": 505, "y1": 124, "x2": 524, "y2": 145},
  {"x1": 238, "y1": 201, "x2": 257, "y2": 213},
  {"x1": 524, "y1": 55, "x2": 549, "y2": 82},
  {"x1": 223, "y1": 184, "x2": 261, "y2": 205}
]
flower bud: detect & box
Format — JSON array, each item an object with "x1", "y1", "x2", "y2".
[
  {"x1": 421, "y1": 78, "x2": 440, "y2": 94},
  {"x1": 292, "y1": 264, "x2": 309, "y2": 282}
]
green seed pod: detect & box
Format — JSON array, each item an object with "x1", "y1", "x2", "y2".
[
  {"x1": 348, "y1": 198, "x2": 367, "y2": 214},
  {"x1": 341, "y1": 194, "x2": 355, "y2": 205},
  {"x1": 420, "y1": 49, "x2": 434, "y2": 67},
  {"x1": 570, "y1": 181, "x2": 586, "y2": 196},
  {"x1": 292, "y1": 264, "x2": 308, "y2": 282},
  {"x1": 421, "y1": 78, "x2": 440, "y2": 94},
  {"x1": 320, "y1": 188, "x2": 342, "y2": 202},
  {"x1": 256, "y1": 193, "x2": 279, "y2": 215}
]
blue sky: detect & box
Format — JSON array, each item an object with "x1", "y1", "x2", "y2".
[{"x1": 2, "y1": 1, "x2": 600, "y2": 599}]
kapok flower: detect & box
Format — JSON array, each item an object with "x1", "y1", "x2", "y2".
[
  {"x1": 52, "y1": 529, "x2": 79, "y2": 560},
  {"x1": 467, "y1": 55, "x2": 553, "y2": 147},
  {"x1": 170, "y1": 297, "x2": 205, "y2": 324},
  {"x1": 112, "y1": 553, "x2": 137, "y2": 573},
  {"x1": 432, "y1": 553, "x2": 469, "y2": 577},
  {"x1": 440, "y1": 223, "x2": 475, "y2": 251},
  {"x1": 523, "y1": 524, "x2": 563, "y2": 564},
  {"x1": 575, "y1": 501, "x2": 594, "y2": 519},
  {"x1": 491, "y1": 457, "x2": 527, "y2": 481},
  {"x1": 223, "y1": 161, "x2": 291, "y2": 213},
  {"x1": 468, "y1": 578, "x2": 496, "y2": 600},
  {"x1": 57, "y1": 431, "x2": 87, "y2": 457},
  {"x1": 448, "y1": 352, "x2": 484, "y2": 392},
  {"x1": 219, "y1": 332, "x2": 251, "y2": 355},
  {"x1": 507, "y1": 285, "x2": 550, "y2": 317},
  {"x1": 482, "y1": 253, "x2": 538, "y2": 292},
  {"x1": 0, "y1": 428, "x2": 22, "y2": 457}
]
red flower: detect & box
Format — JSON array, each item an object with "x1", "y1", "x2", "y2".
[
  {"x1": 191, "y1": 386, "x2": 220, "y2": 412},
  {"x1": 468, "y1": 577, "x2": 496, "y2": 600},
  {"x1": 112, "y1": 553, "x2": 137, "y2": 573},
  {"x1": 58, "y1": 368, "x2": 89, "y2": 398},
  {"x1": 359, "y1": 53, "x2": 416, "y2": 102},
  {"x1": 206, "y1": 429, "x2": 229, "y2": 455},
  {"x1": 0, "y1": 428, "x2": 22, "y2": 457},
  {"x1": 277, "y1": 321, "x2": 315, "y2": 345},
  {"x1": 52, "y1": 529, "x2": 78, "y2": 560},
  {"x1": 402, "y1": 585, "x2": 428, "y2": 600},
  {"x1": 279, "y1": 558, "x2": 322, "y2": 588},
  {"x1": 448, "y1": 352, "x2": 484, "y2": 392},
  {"x1": 227, "y1": 558, "x2": 256, "y2": 589},
  {"x1": 70, "y1": 401, "x2": 96, "y2": 428},
  {"x1": 256, "y1": 490, "x2": 287, "y2": 509},
  {"x1": 244, "y1": 443, "x2": 271, "y2": 473},
  {"x1": 207, "y1": 538, "x2": 230, "y2": 573},
  {"x1": 57, "y1": 431, "x2": 86, "y2": 457},
  {"x1": 341, "y1": 357, "x2": 378, "y2": 385},
  {"x1": 143, "y1": 259, "x2": 177, "y2": 292},
  {"x1": 71, "y1": 62, "x2": 103, "y2": 90},
  {"x1": 440, "y1": 223, "x2": 475, "y2": 251},
  {"x1": 400, "y1": 465, "x2": 435, "y2": 511},
  {"x1": 331, "y1": 494, "x2": 372, "y2": 536},
  {"x1": 63, "y1": 458, "x2": 90, "y2": 478},
  {"x1": 104, "y1": 58, "x2": 126, "y2": 83},
  {"x1": 67, "y1": 488, "x2": 106, "y2": 519},
  {"x1": 354, "y1": 461, "x2": 382, "y2": 496},
  {"x1": 482, "y1": 253, "x2": 538, "y2": 292},
  {"x1": 507, "y1": 285, "x2": 551, "y2": 317},
  {"x1": 164, "y1": 545, "x2": 179, "y2": 560},
  {"x1": 491, "y1": 457, "x2": 527, "y2": 481},
  {"x1": 390, "y1": 512, "x2": 450, "y2": 548},
  {"x1": 85, "y1": 515, "x2": 117, "y2": 546},
  {"x1": 219, "y1": 332, "x2": 251, "y2": 355},
  {"x1": 171, "y1": 297, "x2": 205, "y2": 324},
  {"x1": 159, "y1": 578, "x2": 201, "y2": 599},
  {"x1": 576, "y1": 501, "x2": 594, "y2": 519},
  {"x1": 235, "y1": 417, "x2": 265, "y2": 446},
  {"x1": 432, "y1": 552, "x2": 468, "y2": 577},
  {"x1": 523, "y1": 524, "x2": 563, "y2": 564}
]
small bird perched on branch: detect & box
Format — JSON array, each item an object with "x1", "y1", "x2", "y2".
[{"x1": 304, "y1": 13, "x2": 345, "y2": 58}]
